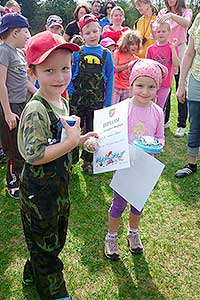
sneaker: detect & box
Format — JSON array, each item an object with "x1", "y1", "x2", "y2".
[
  {"x1": 104, "y1": 235, "x2": 119, "y2": 261},
  {"x1": 128, "y1": 232, "x2": 143, "y2": 255},
  {"x1": 164, "y1": 121, "x2": 170, "y2": 129},
  {"x1": 175, "y1": 127, "x2": 185, "y2": 137},
  {"x1": 82, "y1": 161, "x2": 93, "y2": 175},
  {"x1": 175, "y1": 164, "x2": 197, "y2": 178},
  {"x1": 22, "y1": 260, "x2": 34, "y2": 286},
  {"x1": 0, "y1": 148, "x2": 6, "y2": 162},
  {"x1": 7, "y1": 187, "x2": 19, "y2": 200}
]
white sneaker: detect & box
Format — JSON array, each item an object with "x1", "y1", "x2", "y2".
[
  {"x1": 164, "y1": 121, "x2": 170, "y2": 129},
  {"x1": 128, "y1": 232, "x2": 143, "y2": 255},
  {"x1": 104, "y1": 235, "x2": 119, "y2": 261},
  {"x1": 175, "y1": 127, "x2": 185, "y2": 137}
]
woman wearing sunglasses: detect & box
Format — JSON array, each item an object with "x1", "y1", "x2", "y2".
[{"x1": 99, "y1": 0, "x2": 116, "y2": 29}]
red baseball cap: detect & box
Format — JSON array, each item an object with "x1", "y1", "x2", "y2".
[
  {"x1": 26, "y1": 31, "x2": 80, "y2": 67},
  {"x1": 78, "y1": 14, "x2": 99, "y2": 32}
]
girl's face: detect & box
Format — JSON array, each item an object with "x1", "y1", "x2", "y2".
[
  {"x1": 48, "y1": 25, "x2": 63, "y2": 35},
  {"x1": 128, "y1": 42, "x2": 139, "y2": 54},
  {"x1": 77, "y1": 7, "x2": 87, "y2": 20},
  {"x1": 131, "y1": 76, "x2": 157, "y2": 106},
  {"x1": 111, "y1": 9, "x2": 124, "y2": 26},
  {"x1": 33, "y1": 49, "x2": 72, "y2": 101},
  {"x1": 155, "y1": 24, "x2": 170, "y2": 44},
  {"x1": 135, "y1": 1, "x2": 150, "y2": 15}
]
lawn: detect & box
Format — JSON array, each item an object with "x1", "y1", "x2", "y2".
[{"x1": 0, "y1": 88, "x2": 199, "y2": 300}]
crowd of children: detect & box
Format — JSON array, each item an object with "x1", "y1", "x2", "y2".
[{"x1": 0, "y1": 1, "x2": 198, "y2": 299}]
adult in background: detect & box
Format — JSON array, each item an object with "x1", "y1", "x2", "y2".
[
  {"x1": 175, "y1": 13, "x2": 200, "y2": 178},
  {"x1": 102, "y1": 6, "x2": 130, "y2": 43},
  {"x1": 99, "y1": 0, "x2": 116, "y2": 29},
  {"x1": 91, "y1": 0, "x2": 104, "y2": 20},
  {"x1": 133, "y1": 0, "x2": 157, "y2": 58},
  {"x1": 157, "y1": 0, "x2": 192, "y2": 137},
  {"x1": 64, "y1": 3, "x2": 90, "y2": 41}
]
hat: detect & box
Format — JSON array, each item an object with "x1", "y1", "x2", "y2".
[
  {"x1": 129, "y1": 59, "x2": 168, "y2": 88},
  {"x1": 26, "y1": 31, "x2": 80, "y2": 67},
  {"x1": 46, "y1": 15, "x2": 63, "y2": 28},
  {"x1": 0, "y1": 13, "x2": 30, "y2": 35},
  {"x1": 78, "y1": 14, "x2": 99, "y2": 32},
  {"x1": 100, "y1": 37, "x2": 117, "y2": 48}
]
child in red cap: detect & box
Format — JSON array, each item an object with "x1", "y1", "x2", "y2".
[{"x1": 18, "y1": 31, "x2": 97, "y2": 300}]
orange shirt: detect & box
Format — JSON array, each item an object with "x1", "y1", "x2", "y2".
[{"x1": 114, "y1": 49, "x2": 138, "y2": 89}]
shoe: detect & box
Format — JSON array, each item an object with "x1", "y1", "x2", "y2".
[
  {"x1": 104, "y1": 235, "x2": 119, "y2": 261},
  {"x1": 0, "y1": 148, "x2": 6, "y2": 162},
  {"x1": 175, "y1": 127, "x2": 185, "y2": 137},
  {"x1": 82, "y1": 161, "x2": 93, "y2": 175},
  {"x1": 22, "y1": 260, "x2": 34, "y2": 286},
  {"x1": 128, "y1": 232, "x2": 143, "y2": 255},
  {"x1": 164, "y1": 121, "x2": 170, "y2": 129},
  {"x1": 175, "y1": 164, "x2": 197, "y2": 178},
  {"x1": 7, "y1": 187, "x2": 19, "y2": 200}
]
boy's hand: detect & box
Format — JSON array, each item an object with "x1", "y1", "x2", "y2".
[
  {"x1": 60, "y1": 116, "x2": 81, "y2": 147},
  {"x1": 5, "y1": 112, "x2": 20, "y2": 130}
]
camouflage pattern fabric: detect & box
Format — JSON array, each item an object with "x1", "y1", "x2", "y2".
[
  {"x1": 70, "y1": 49, "x2": 107, "y2": 114},
  {"x1": 20, "y1": 97, "x2": 71, "y2": 299}
]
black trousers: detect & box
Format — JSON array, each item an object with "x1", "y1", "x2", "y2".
[{"x1": 164, "y1": 73, "x2": 188, "y2": 128}]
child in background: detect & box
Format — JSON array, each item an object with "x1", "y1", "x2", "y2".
[
  {"x1": 113, "y1": 30, "x2": 140, "y2": 104},
  {"x1": 0, "y1": 13, "x2": 31, "y2": 199},
  {"x1": 0, "y1": 0, "x2": 21, "y2": 15},
  {"x1": 70, "y1": 34, "x2": 84, "y2": 46},
  {"x1": 69, "y1": 14, "x2": 114, "y2": 174},
  {"x1": 146, "y1": 21, "x2": 179, "y2": 108},
  {"x1": 104, "y1": 59, "x2": 167, "y2": 261},
  {"x1": 18, "y1": 31, "x2": 97, "y2": 300},
  {"x1": 100, "y1": 37, "x2": 117, "y2": 57},
  {"x1": 45, "y1": 15, "x2": 64, "y2": 35}
]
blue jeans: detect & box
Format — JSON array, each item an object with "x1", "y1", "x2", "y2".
[{"x1": 187, "y1": 100, "x2": 200, "y2": 157}]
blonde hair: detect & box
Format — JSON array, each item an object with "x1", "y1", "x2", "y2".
[
  {"x1": 110, "y1": 6, "x2": 124, "y2": 18},
  {"x1": 134, "y1": 0, "x2": 158, "y2": 15},
  {"x1": 5, "y1": 0, "x2": 20, "y2": 9},
  {"x1": 154, "y1": 21, "x2": 171, "y2": 32},
  {"x1": 118, "y1": 30, "x2": 141, "y2": 53}
]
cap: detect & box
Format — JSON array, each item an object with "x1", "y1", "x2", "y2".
[
  {"x1": 46, "y1": 15, "x2": 63, "y2": 28},
  {"x1": 0, "y1": 13, "x2": 30, "y2": 35},
  {"x1": 100, "y1": 37, "x2": 117, "y2": 48},
  {"x1": 78, "y1": 14, "x2": 99, "y2": 32},
  {"x1": 129, "y1": 59, "x2": 168, "y2": 88},
  {"x1": 26, "y1": 31, "x2": 80, "y2": 67}
]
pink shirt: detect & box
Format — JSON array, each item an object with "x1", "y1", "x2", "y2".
[
  {"x1": 146, "y1": 42, "x2": 178, "y2": 88},
  {"x1": 158, "y1": 8, "x2": 192, "y2": 45},
  {"x1": 128, "y1": 100, "x2": 165, "y2": 145}
]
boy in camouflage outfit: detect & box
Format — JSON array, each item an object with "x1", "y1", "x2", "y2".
[{"x1": 17, "y1": 31, "x2": 97, "y2": 300}]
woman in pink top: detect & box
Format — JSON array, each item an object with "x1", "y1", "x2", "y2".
[
  {"x1": 104, "y1": 59, "x2": 167, "y2": 261},
  {"x1": 113, "y1": 30, "x2": 140, "y2": 104},
  {"x1": 157, "y1": 0, "x2": 192, "y2": 137},
  {"x1": 102, "y1": 6, "x2": 129, "y2": 43}
]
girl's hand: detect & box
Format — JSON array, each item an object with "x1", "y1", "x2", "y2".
[
  {"x1": 176, "y1": 86, "x2": 186, "y2": 104},
  {"x1": 157, "y1": 13, "x2": 173, "y2": 23},
  {"x1": 171, "y1": 38, "x2": 178, "y2": 48}
]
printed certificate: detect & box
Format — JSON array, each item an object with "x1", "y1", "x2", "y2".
[{"x1": 93, "y1": 100, "x2": 130, "y2": 174}]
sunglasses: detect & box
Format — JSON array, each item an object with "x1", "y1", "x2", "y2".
[{"x1": 106, "y1": 6, "x2": 113, "y2": 9}]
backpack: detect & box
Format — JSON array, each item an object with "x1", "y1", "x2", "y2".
[{"x1": 71, "y1": 48, "x2": 107, "y2": 112}]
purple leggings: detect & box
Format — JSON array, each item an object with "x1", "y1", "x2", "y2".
[{"x1": 109, "y1": 191, "x2": 142, "y2": 218}]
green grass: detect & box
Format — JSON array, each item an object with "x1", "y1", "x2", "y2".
[{"x1": 0, "y1": 88, "x2": 199, "y2": 300}]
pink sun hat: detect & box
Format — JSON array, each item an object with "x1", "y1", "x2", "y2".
[
  {"x1": 129, "y1": 58, "x2": 168, "y2": 88},
  {"x1": 100, "y1": 37, "x2": 117, "y2": 48}
]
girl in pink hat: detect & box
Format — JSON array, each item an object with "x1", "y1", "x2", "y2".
[{"x1": 104, "y1": 58, "x2": 167, "y2": 261}]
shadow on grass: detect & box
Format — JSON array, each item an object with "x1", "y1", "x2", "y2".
[{"x1": 110, "y1": 255, "x2": 166, "y2": 300}]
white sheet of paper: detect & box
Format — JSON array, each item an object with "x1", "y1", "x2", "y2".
[
  {"x1": 110, "y1": 145, "x2": 165, "y2": 212},
  {"x1": 93, "y1": 100, "x2": 130, "y2": 174}
]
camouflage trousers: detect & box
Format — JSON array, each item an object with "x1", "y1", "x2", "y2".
[{"x1": 20, "y1": 174, "x2": 70, "y2": 300}]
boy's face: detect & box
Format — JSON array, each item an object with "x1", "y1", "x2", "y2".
[
  {"x1": 81, "y1": 22, "x2": 101, "y2": 46},
  {"x1": 155, "y1": 24, "x2": 170, "y2": 44},
  {"x1": 33, "y1": 49, "x2": 72, "y2": 101},
  {"x1": 15, "y1": 28, "x2": 30, "y2": 49}
]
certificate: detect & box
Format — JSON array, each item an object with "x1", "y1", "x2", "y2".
[
  {"x1": 93, "y1": 100, "x2": 130, "y2": 174},
  {"x1": 110, "y1": 145, "x2": 165, "y2": 212}
]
